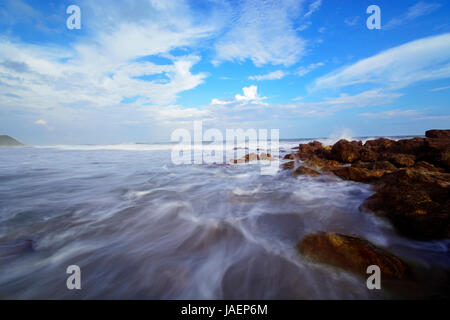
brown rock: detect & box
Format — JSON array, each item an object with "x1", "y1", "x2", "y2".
[
  {"x1": 284, "y1": 153, "x2": 296, "y2": 160},
  {"x1": 426, "y1": 130, "x2": 450, "y2": 139},
  {"x1": 387, "y1": 153, "x2": 416, "y2": 167},
  {"x1": 293, "y1": 166, "x2": 321, "y2": 177},
  {"x1": 298, "y1": 141, "x2": 324, "y2": 154},
  {"x1": 303, "y1": 154, "x2": 340, "y2": 169},
  {"x1": 360, "y1": 148, "x2": 380, "y2": 162},
  {"x1": 298, "y1": 233, "x2": 410, "y2": 280},
  {"x1": 331, "y1": 139, "x2": 362, "y2": 163},
  {"x1": 364, "y1": 138, "x2": 396, "y2": 153},
  {"x1": 282, "y1": 161, "x2": 295, "y2": 170},
  {"x1": 362, "y1": 169, "x2": 450, "y2": 240},
  {"x1": 390, "y1": 138, "x2": 427, "y2": 155},
  {"x1": 414, "y1": 161, "x2": 444, "y2": 173},
  {"x1": 332, "y1": 167, "x2": 387, "y2": 183}
]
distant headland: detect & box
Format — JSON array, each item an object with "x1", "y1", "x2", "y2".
[{"x1": 0, "y1": 135, "x2": 24, "y2": 147}]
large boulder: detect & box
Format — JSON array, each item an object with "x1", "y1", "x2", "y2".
[
  {"x1": 426, "y1": 130, "x2": 450, "y2": 139},
  {"x1": 298, "y1": 141, "x2": 324, "y2": 154},
  {"x1": 330, "y1": 140, "x2": 362, "y2": 163},
  {"x1": 362, "y1": 169, "x2": 450, "y2": 240},
  {"x1": 298, "y1": 233, "x2": 410, "y2": 280}
]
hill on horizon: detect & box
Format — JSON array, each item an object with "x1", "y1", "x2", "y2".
[{"x1": 0, "y1": 135, "x2": 24, "y2": 147}]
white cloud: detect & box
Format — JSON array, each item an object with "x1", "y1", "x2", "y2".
[
  {"x1": 211, "y1": 86, "x2": 267, "y2": 106},
  {"x1": 35, "y1": 119, "x2": 48, "y2": 126},
  {"x1": 304, "y1": 0, "x2": 322, "y2": 18},
  {"x1": 384, "y1": 1, "x2": 441, "y2": 29},
  {"x1": 296, "y1": 62, "x2": 325, "y2": 77},
  {"x1": 431, "y1": 85, "x2": 450, "y2": 92},
  {"x1": 360, "y1": 109, "x2": 419, "y2": 119},
  {"x1": 249, "y1": 70, "x2": 286, "y2": 81},
  {"x1": 0, "y1": 0, "x2": 214, "y2": 116},
  {"x1": 214, "y1": 0, "x2": 306, "y2": 66},
  {"x1": 344, "y1": 16, "x2": 360, "y2": 27},
  {"x1": 312, "y1": 33, "x2": 450, "y2": 91},
  {"x1": 294, "y1": 90, "x2": 402, "y2": 117}
]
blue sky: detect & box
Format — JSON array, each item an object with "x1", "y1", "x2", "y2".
[{"x1": 0, "y1": 0, "x2": 449, "y2": 144}]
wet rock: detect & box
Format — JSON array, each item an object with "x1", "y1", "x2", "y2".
[
  {"x1": 302, "y1": 154, "x2": 340, "y2": 169},
  {"x1": 360, "y1": 148, "x2": 379, "y2": 162},
  {"x1": 387, "y1": 153, "x2": 416, "y2": 168},
  {"x1": 282, "y1": 161, "x2": 295, "y2": 170},
  {"x1": 0, "y1": 239, "x2": 35, "y2": 259},
  {"x1": 298, "y1": 141, "x2": 324, "y2": 154},
  {"x1": 284, "y1": 153, "x2": 296, "y2": 160},
  {"x1": 362, "y1": 169, "x2": 450, "y2": 240},
  {"x1": 353, "y1": 160, "x2": 397, "y2": 171},
  {"x1": 364, "y1": 138, "x2": 396, "y2": 153},
  {"x1": 413, "y1": 161, "x2": 444, "y2": 173},
  {"x1": 331, "y1": 167, "x2": 387, "y2": 183},
  {"x1": 426, "y1": 130, "x2": 450, "y2": 139},
  {"x1": 330, "y1": 139, "x2": 362, "y2": 163},
  {"x1": 298, "y1": 233, "x2": 410, "y2": 280},
  {"x1": 391, "y1": 138, "x2": 427, "y2": 155},
  {"x1": 293, "y1": 166, "x2": 321, "y2": 177}
]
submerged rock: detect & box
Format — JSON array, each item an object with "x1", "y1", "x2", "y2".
[
  {"x1": 0, "y1": 239, "x2": 35, "y2": 259},
  {"x1": 362, "y1": 169, "x2": 450, "y2": 240},
  {"x1": 298, "y1": 233, "x2": 410, "y2": 280}
]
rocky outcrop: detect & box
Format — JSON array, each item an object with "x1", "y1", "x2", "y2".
[
  {"x1": 0, "y1": 135, "x2": 23, "y2": 147},
  {"x1": 362, "y1": 169, "x2": 450, "y2": 240},
  {"x1": 281, "y1": 130, "x2": 450, "y2": 240},
  {"x1": 298, "y1": 233, "x2": 410, "y2": 280}
]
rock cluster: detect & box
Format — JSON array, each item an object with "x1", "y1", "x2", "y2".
[{"x1": 283, "y1": 130, "x2": 450, "y2": 240}]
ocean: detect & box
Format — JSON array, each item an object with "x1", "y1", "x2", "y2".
[{"x1": 0, "y1": 137, "x2": 449, "y2": 299}]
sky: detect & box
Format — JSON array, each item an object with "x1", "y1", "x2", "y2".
[{"x1": 0, "y1": 0, "x2": 449, "y2": 144}]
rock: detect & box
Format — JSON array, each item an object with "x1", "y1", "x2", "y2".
[
  {"x1": 364, "y1": 138, "x2": 395, "y2": 153},
  {"x1": 353, "y1": 160, "x2": 397, "y2": 171},
  {"x1": 0, "y1": 135, "x2": 23, "y2": 147},
  {"x1": 390, "y1": 138, "x2": 427, "y2": 155},
  {"x1": 0, "y1": 239, "x2": 35, "y2": 259},
  {"x1": 298, "y1": 233, "x2": 410, "y2": 280},
  {"x1": 284, "y1": 153, "x2": 296, "y2": 160},
  {"x1": 298, "y1": 141, "x2": 324, "y2": 154},
  {"x1": 362, "y1": 169, "x2": 450, "y2": 240},
  {"x1": 387, "y1": 153, "x2": 416, "y2": 168},
  {"x1": 303, "y1": 154, "x2": 340, "y2": 169},
  {"x1": 330, "y1": 139, "x2": 362, "y2": 163},
  {"x1": 426, "y1": 130, "x2": 450, "y2": 139},
  {"x1": 414, "y1": 161, "x2": 444, "y2": 173},
  {"x1": 331, "y1": 167, "x2": 387, "y2": 183},
  {"x1": 360, "y1": 148, "x2": 379, "y2": 162},
  {"x1": 282, "y1": 161, "x2": 295, "y2": 170},
  {"x1": 293, "y1": 166, "x2": 321, "y2": 177}
]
